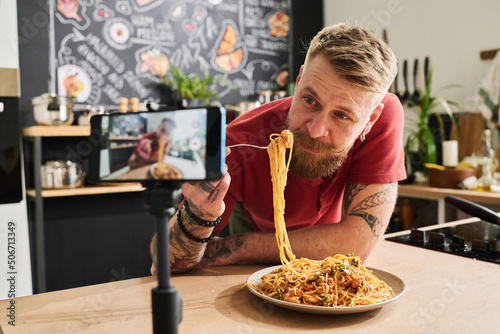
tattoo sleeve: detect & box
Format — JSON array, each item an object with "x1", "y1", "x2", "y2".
[
  {"x1": 169, "y1": 207, "x2": 210, "y2": 272},
  {"x1": 343, "y1": 183, "x2": 397, "y2": 238},
  {"x1": 202, "y1": 234, "x2": 246, "y2": 265}
]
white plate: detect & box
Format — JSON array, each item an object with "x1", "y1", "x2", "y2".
[{"x1": 246, "y1": 265, "x2": 406, "y2": 315}]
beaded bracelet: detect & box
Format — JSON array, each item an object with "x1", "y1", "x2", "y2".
[
  {"x1": 184, "y1": 201, "x2": 222, "y2": 228},
  {"x1": 177, "y1": 209, "x2": 215, "y2": 243}
]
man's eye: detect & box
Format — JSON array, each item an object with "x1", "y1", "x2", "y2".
[
  {"x1": 304, "y1": 96, "x2": 316, "y2": 105},
  {"x1": 335, "y1": 112, "x2": 349, "y2": 120}
]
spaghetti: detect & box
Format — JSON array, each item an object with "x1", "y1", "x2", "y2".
[
  {"x1": 246, "y1": 129, "x2": 394, "y2": 307},
  {"x1": 153, "y1": 137, "x2": 183, "y2": 179}
]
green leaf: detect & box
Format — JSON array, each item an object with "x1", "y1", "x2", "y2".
[
  {"x1": 159, "y1": 65, "x2": 237, "y2": 104},
  {"x1": 403, "y1": 69, "x2": 460, "y2": 173},
  {"x1": 337, "y1": 264, "x2": 351, "y2": 275},
  {"x1": 424, "y1": 127, "x2": 436, "y2": 164}
]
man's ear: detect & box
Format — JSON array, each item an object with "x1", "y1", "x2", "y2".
[
  {"x1": 295, "y1": 65, "x2": 304, "y2": 85},
  {"x1": 365, "y1": 103, "x2": 384, "y2": 135}
]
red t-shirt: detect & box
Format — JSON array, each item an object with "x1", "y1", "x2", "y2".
[{"x1": 214, "y1": 94, "x2": 406, "y2": 235}]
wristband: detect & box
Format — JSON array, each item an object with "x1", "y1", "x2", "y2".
[{"x1": 177, "y1": 208, "x2": 215, "y2": 243}]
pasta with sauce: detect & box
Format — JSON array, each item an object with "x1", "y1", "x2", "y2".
[{"x1": 245, "y1": 129, "x2": 393, "y2": 307}]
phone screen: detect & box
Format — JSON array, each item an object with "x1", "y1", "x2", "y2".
[{"x1": 88, "y1": 107, "x2": 225, "y2": 183}]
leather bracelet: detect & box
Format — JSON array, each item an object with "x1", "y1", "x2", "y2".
[
  {"x1": 177, "y1": 209, "x2": 214, "y2": 243},
  {"x1": 184, "y1": 201, "x2": 222, "y2": 228}
]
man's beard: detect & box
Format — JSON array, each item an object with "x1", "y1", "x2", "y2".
[{"x1": 287, "y1": 130, "x2": 351, "y2": 180}]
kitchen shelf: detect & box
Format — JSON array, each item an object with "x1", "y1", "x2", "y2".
[
  {"x1": 398, "y1": 183, "x2": 500, "y2": 225},
  {"x1": 26, "y1": 183, "x2": 145, "y2": 198},
  {"x1": 23, "y1": 125, "x2": 90, "y2": 137},
  {"x1": 22, "y1": 125, "x2": 145, "y2": 293}
]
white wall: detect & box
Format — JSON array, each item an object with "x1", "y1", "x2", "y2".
[
  {"x1": 0, "y1": 1, "x2": 19, "y2": 69},
  {"x1": 0, "y1": 1, "x2": 32, "y2": 299},
  {"x1": 323, "y1": 0, "x2": 500, "y2": 111}
]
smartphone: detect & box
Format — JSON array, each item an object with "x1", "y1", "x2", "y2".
[{"x1": 87, "y1": 106, "x2": 226, "y2": 183}]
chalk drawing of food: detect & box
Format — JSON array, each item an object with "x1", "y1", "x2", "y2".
[
  {"x1": 102, "y1": 18, "x2": 133, "y2": 50},
  {"x1": 57, "y1": 0, "x2": 82, "y2": 22},
  {"x1": 109, "y1": 21, "x2": 130, "y2": 44},
  {"x1": 135, "y1": 0, "x2": 155, "y2": 6},
  {"x1": 63, "y1": 72, "x2": 83, "y2": 98},
  {"x1": 57, "y1": 64, "x2": 92, "y2": 102},
  {"x1": 140, "y1": 48, "x2": 170, "y2": 77},
  {"x1": 213, "y1": 24, "x2": 244, "y2": 72},
  {"x1": 268, "y1": 11, "x2": 289, "y2": 37},
  {"x1": 170, "y1": 4, "x2": 185, "y2": 21}
]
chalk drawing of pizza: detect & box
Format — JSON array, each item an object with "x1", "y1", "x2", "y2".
[{"x1": 213, "y1": 23, "x2": 244, "y2": 72}]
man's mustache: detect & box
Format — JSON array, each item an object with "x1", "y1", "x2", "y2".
[{"x1": 291, "y1": 130, "x2": 345, "y2": 154}]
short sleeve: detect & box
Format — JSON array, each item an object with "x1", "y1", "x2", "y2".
[{"x1": 346, "y1": 93, "x2": 407, "y2": 184}]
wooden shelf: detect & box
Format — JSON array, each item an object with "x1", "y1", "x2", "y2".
[
  {"x1": 26, "y1": 183, "x2": 145, "y2": 198},
  {"x1": 398, "y1": 183, "x2": 500, "y2": 206},
  {"x1": 23, "y1": 125, "x2": 90, "y2": 137}
]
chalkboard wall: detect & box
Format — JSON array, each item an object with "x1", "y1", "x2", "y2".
[
  {"x1": 15, "y1": 1, "x2": 323, "y2": 292},
  {"x1": 17, "y1": 0, "x2": 301, "y2": 127}
]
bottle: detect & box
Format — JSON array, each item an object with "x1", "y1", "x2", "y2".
[
  {"x1": 400, "y1": 199, "x2": 414, "y2": 230},
  {"x1": 478, "y1": 163, "x2": 492, "y2": 191},
  {"x1": 477, "y1": 129, "x2": 498, "y2": 176}
]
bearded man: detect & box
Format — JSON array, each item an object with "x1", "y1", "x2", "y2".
[{"x1": 152, "y1": 23, "x2": 406, "y2": 274}]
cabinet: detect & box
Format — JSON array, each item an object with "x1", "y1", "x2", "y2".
[{"x1": 23, "y1": 125, "x2": 146, "y2": 293}]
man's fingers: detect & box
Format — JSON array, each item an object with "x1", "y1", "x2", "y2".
[
  {"x1": 200, "y1": 181, "x2": 215, "y2": 193},
  {"x1": 208, "y1": 172, "x2": 230, "y2": 204}
]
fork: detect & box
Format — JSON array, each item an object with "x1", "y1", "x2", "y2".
[{"x1": 226, "y1": 144, "x2": 267, "y2": 149}]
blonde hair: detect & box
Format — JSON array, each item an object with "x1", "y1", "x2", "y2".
[{"x1": 305, "y1": 23, "x2": 397, "y2": 94}]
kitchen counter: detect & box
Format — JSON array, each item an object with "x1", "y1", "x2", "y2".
[{"x1": 1, "y1": 218, "x2": 498, "y2": 333}]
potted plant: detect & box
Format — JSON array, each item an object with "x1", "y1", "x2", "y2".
[
  {"x1": 403, "y1": 71, "x2": 459, "y2": 177},
  {"x1": 159, "y1": 65, "x2": 237, "y2": 106}
]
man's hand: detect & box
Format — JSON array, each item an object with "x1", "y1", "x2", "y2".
[
  {"x1": 166, "y1": 148, "x2": 232, "y2": 273},
  {"x1": 181, "y1": 148, "x2": 232, "y2": 221}
]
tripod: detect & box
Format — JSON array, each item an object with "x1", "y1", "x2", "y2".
[{"x1": 142, "y1": 181, "x2": 183, "y2": 334}]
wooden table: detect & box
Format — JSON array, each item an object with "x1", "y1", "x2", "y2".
[
  {"x1": 398, "y1": 183, "x2": 500, "y2": 224},
  {"x1": 112, "y1": 164, "x2": 155, "y2": 180},
  {"x1": 1, "y1": 219, "x2": 499, "y2": 333}
]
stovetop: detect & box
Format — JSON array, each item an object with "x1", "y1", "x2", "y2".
[{"x1": 385, "y1": 220, "x2": 500, "y2": 264}]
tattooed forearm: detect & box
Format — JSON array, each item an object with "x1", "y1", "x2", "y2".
[
  {"x1": 169, "y1": 207, "x2": 209, "y2": 272},
  {"x1": 203, "y1": 235, "x2": 246, "y2": 264},
  {"x1": 344, "y1": 183, "x2": 397, "y2": 238}
]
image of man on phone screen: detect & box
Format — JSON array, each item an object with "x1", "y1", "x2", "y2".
[{"x1": 128, "y1": 118, "x2": 176, "y2": 169}]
